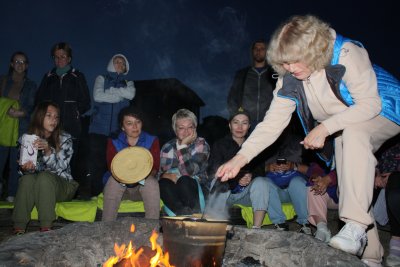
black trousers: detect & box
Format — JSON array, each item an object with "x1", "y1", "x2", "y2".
[
  {"x1": 86, "y1": 133, "x2": 108, "y2": 197},
  {"x1": 386, "y1": 171, "x2": 400, "y2": 237},
  {"x1": 159, "y1": 175, "x2": 200, "y2": 215}
]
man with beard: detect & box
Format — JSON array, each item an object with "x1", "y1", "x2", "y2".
[{"x1": 227, "y1": 39, "x2": 276, "y2": 130}]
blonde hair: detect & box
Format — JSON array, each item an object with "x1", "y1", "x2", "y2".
[
  {"x1": 171, "y1": 108, "x2": 197, "y2": 132},
  {"x1": 267, "y1": 15, "x2": 334, "y2": 76}
]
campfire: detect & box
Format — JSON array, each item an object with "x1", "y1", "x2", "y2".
[
  {"x1": 103, "y1": 217, "x2": 229, "y2": 267},
  {"x1": 103, "y1": 224, "x2": 174, "y2": 267}
]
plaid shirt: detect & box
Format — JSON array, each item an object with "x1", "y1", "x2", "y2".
[{"x1": 159, "y1": 137, "x2": 210, "y2": 183}]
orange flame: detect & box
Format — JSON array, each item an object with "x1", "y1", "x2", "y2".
[{"x1": 103, "y1": 224, "x2": 174, "y2": 267}]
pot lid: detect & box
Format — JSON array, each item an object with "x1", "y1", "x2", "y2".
[{"x1": 111, "y1": 146, "x2": 153, "y2": 184}]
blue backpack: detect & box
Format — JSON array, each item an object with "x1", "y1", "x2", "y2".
[{"x1": 331, "y1": 34, "x2": 400, "y2": 125}]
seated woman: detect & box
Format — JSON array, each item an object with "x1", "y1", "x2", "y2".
[
  {"x1": 385, "y1": 171, "x2": 400, "y2": 267},
  {"x1": 158, "y1": 109, "x2": 210, "y2": 216},
  {"x1": 102, "y1": 107, "x2": 160, "y2": 221},
  {"x1": 305, "y1": 162, "x2": 338, "y2": 242},
  {"x1": 207, "y1": 110, "x2": 268, "y2": 228},
  {"x1": 264, "y1": 129, "x2": 311, "y2": 234},
  {"x1": 13, "y1": 101, "x2": 79, "y2": 234}
]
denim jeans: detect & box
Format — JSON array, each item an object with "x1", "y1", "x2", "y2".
[
  {"x1": 206, "y1": 176, "x2": 269, "y2": 220},
  {"x1": 266, "y1": 175, "x2": 308, "y2": 224},
  {"x1": 0, "y1": 145, "x2": 19, "y2": 197},
  {"x1": 227, "y1": 176, "x2": 269, "y2": 211}
]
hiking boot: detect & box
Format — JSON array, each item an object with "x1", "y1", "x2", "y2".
[
  {"x1": 274, "y1": 223, "x2": 289, "y2": 231},
  {"x1": 329, "y1": 221, "x2": 367, "y2": 256},
  {"x1": 298, "y1": 224, "x2": 312, "y2": 235},
  {"x1": 315, "y1": 222, "x2": 331, "y2": 242}
]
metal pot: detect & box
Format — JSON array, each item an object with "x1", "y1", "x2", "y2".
[{"x1": 161, "y1": 216, "x2": 229, "y2": 267}]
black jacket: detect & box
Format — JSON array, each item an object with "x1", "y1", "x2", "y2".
[
  {"x1": 208, "y1": 134, "x2": 265, "y2": 190},
  {"x1": 227, "y1": 66, "x2": 276, "y2": 125},
  {"x1": 35, "y1": 67, "x2": 91, "y2": 138}
]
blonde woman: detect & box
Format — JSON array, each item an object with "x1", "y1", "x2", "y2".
[{"x1": 217, "y1": 15, "x2": 399, "y2": 267}]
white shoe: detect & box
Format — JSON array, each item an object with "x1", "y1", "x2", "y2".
[
  {"x1": 361, "y1": 259, "x2": 382, "y2": 267},
  {"x1": 385, "y1": 254, "x2": 400, "y2": 267},
  {"x1": 329, "y1": 221, "x2": 367, "y2": 256},
  {"x1": 6, "y1": 196, "x2": 14, "y2": 203},
  {"x1": 314, "y1": 222, "x2": 331, "y2": 243}
]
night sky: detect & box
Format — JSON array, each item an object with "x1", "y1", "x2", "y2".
[{"x1": 0, "y1": 0, "x2": 398, "y2": 119}]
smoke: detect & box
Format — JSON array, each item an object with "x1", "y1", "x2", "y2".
[{"x1": 203, "y1": 179, "x2": 230, "y2": 220}]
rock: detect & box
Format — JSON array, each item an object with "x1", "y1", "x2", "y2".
[
  {"x1": 0, "y1": 218, "x2": 160, "y2": 267},
  {"x1": 223, "y1": 226, "x2": 367, "y2": 267},
  {"x1": 0, "y1": 219, "x2": 367, "y2": 267}
]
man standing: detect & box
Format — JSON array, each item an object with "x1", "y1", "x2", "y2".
[{"x1": 227, "y1": 39, "x2": 276, "y2": 130}]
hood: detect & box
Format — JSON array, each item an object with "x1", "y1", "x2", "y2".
[{"x1": 107, "y1": 54, "x2": 130, "y2": 75}]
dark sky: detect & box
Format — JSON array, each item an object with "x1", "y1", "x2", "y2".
[{"x1": 0, "y1": 0, "x2": 398, "y2": 119}]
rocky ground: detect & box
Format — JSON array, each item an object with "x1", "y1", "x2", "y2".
[{"x1": 0, "y1": 208, "x2": 392, "y2": 267}]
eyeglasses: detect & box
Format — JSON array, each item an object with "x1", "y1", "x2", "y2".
[
  {"x1": 176, "y1": 126, "x2": 195, "y2": 132},
  {"x1": 13, "y1": 60, "x2": 26, "y2": 65},
  {"x1": 53, "y1": 55, "x2": 68, "y2": 61}
]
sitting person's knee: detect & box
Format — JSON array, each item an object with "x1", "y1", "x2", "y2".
[{"x1": 251, "y1": 176, "x2": 268, "y2": 188}]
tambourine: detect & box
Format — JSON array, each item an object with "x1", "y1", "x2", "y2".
[{"x1": 111, "y1": 146, "x2": 153, "y2": 184}]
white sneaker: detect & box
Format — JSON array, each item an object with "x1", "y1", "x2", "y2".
[
  {"x1": 329, "y1": 221, "x2": 367, "y2": 256},
  {"x1": 385, "y1": 254, "x2": 400, "y2": 267},
  {"x1": 361, "y1": 259, "x2": 382, "y2": 267},
  {"x1": 6, "y1": 196, "x2": 14, "y2": 203},
  {"x1": 314, "y1": 222, "x2": 331, "y2": 243}
]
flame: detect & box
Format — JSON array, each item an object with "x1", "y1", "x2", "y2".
[{"x1": 103, "y1": 224, "x2": 174, "y2": 267}]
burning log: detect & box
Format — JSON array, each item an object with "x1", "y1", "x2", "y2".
[{"x1": 103, "y1": 225, "x2": 174, "y2": 267}]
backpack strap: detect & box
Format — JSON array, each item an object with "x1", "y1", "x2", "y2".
[
  {"x1": 331, "y1": 34, "x2": 344, "y2": 65},
  {"x1": 331, "y1": 34, "x2": 364, "y2": 65}
]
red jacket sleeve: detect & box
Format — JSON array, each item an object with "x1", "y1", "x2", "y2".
[
  {"x1": 149, "y1": 138, "x2": 160, "y2": 172},
  {"x1": 106, "y1": 138, "x2": 117, "y2": 171}
]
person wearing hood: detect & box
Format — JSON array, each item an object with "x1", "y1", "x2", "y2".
[{"x1": 87, "y1": 54, "x2": 135, "y2": 197}]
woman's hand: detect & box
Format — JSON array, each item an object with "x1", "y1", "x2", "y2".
[
  {"x1": 267, "y1": 162, "x2": 294, "y2": 172},
  {"x1": 216, "y1": 154, "x2": 248, "y2": 182},
  {"x1": 301, "y1": 124, "x2": 329, "y2": 150},
  {"x1": 34, "y1": 139, "x2": 52, "y2": 156},
  {"x1": 20, "y1": 161, "x2": 35, "y2": 172},
  {"x1": 311, "y1": 175, "x2": 331, "y2": 195},
  {"x1": 161, "y1": 172, "x2": 178, "y2": 183},
  {"x1": 238, "y1": 173, "x2": 252, "y2": 187},
  {"x1": 7, "y1": 107, "x2": 24, "y2": 118},
  {"x1": 374, "y1": 172, "x2": 390, "y2": 188},
  {"x1": 181, "y1": 130, "x2": 197, "y2": 145}
]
